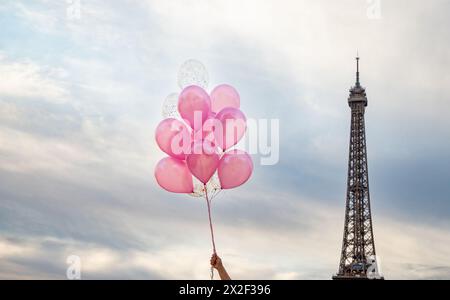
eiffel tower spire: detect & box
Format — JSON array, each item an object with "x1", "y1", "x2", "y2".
[
  {"x1": 333, "y1": 57, "x2": 383, "y2": 280},
  {"x1": 356, "y1": 53, "x2": 360, "y2": 87}
]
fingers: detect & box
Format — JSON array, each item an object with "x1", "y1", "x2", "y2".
[
  {"x1": 210, "y1": 253, "x2": 220, "y2": 267},
  {"x1": 210, "y1": 254, "x2": 217, "y2": 266}
]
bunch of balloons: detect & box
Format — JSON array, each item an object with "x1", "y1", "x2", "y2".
[{"x1": 154, "y1": 79, "x2": 253, "y2": 269}]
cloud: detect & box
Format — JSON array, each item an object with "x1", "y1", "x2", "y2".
[
  {"x1": 0, "y1": 55, "x2": 68, "y2": 103},
  {"x1": 13, "y1": 2, "x2": 62, "y2": 34},
  {"x1": 0, "y1": 238, "x2": 36, "y2": 259},
  {"x1": 1, "y1": 193, "x2": 450, "y2": 280}
]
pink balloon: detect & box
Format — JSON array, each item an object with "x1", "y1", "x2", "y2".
[
  {"x1": 218, "y1": 150, "x2": 253, "y2": 189},
  {"x1": 210, "y1": 84, "x2": 240, "y2": 113},
  {"x1": 187, "y1": 141, "x2": 219, "y2": 184},
  {"x1": 178, "y1": 85, "x2": 211, "y2": 130},
  {"x1": 192, "y1": 112, "x2": 218, "y2": 146},
  {"x1": 155, "y1": 118, "x2": 191, "y2": 160},
  {"x1": 197, "y1": 114, "x2": 221, "y2": 148},
  {"x1": 215, "y1": 107, "x2": 247, "y2": 151},
  {"x1": 155, "y1": 157, "x2": 194, "y2": 193}
]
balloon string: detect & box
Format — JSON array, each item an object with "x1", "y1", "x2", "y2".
[
  {"x1": 204, "y1": 184, "x2": 216, "y2": 280},
  {"x1": 204, "y1": 184, "x2": 217, "y2": 254}
]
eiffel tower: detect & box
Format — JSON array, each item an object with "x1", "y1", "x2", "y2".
[{"x1": 333, "y1": 56, "x2": 383, "y2": 280}]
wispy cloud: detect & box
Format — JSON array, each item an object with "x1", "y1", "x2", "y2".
[{"x1": 0, "y1": 54, "x2": 68, "y2": 102}]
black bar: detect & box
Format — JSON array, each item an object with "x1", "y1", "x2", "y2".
[{"x1": 0, "y1": 280, "x2": 447, "y2": 298}]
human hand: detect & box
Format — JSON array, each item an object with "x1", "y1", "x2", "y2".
[{"x1": 210, "y1": 253, "x2": 223, "y2": 270}]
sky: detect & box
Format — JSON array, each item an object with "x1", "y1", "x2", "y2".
[{"x1": 1, "y1": 0, "x2": 450, "y2": 279}]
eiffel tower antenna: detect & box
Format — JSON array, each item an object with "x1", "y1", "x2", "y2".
[{"x1": 356, "y1": 52, "x2": 360, "y2": 86}]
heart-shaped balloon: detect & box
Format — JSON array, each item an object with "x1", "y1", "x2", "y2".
[
  {"x1": 178, "y1": 85, "x2": 211, "y2": 130},
  {"x1": 218, "y1": 150, "x2": 253, "y2": 189},
  {"x1": 155, "y1": 118, "x2": 191, "y2": 160},
  {"x1": 210, "y1": 84, "x2": 240, "y2": 113},
  {"x1": 187, "y1": 141, "x2": 220, "y2": 184},
  {"x1": 155, "y1": 157, "x2": 194, "y2": 193},
  {"x1": 215, "y1": 107, "x2": 247, "y2": 151}
]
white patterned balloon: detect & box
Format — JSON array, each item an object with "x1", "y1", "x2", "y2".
[
  {"x1": 207, "y1": 173, "x2": 221, "y2": 199},
  {"x1": 162, "y1": 92, "x2": 180, "y2": 119},
  {"x1": 189, "y1": 173, "x2": 221, "y2": 199},
  {"x1": 178, "y1": 59, "x2": 209, "y2": 90}
]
